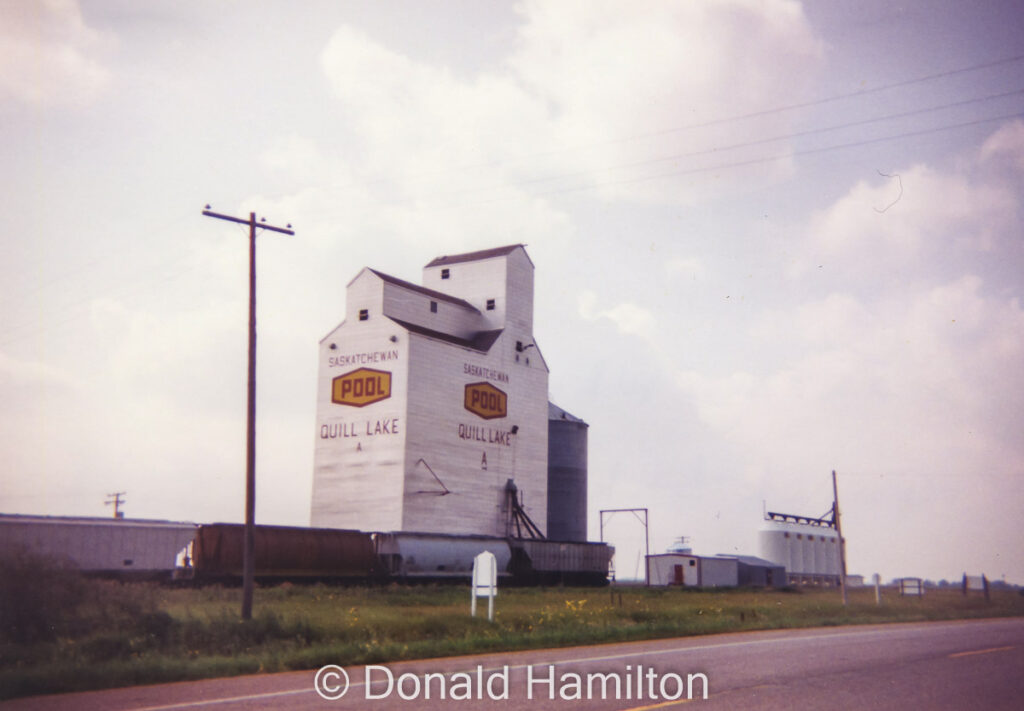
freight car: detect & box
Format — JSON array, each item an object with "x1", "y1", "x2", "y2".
[
  {"x1": 188, "y1": 524, "x2": 612, "y2": 586},
  {"x1": 190, "y1": 523, "x2": 381, "y2": 582},
  {"x1": 374, "y1": 531, "x2": 514, "y2": 580},
  {"x1": 0, "y1": 513, "x2": 198, "y2": 580},
  {"x1": 510, "y1": 538, "x2": 613, "y2": 586},
  {"x1": 2, "y1": 516, "x2": 613, "y2": 585}
]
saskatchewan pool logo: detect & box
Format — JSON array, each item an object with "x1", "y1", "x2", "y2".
[{"x1": 332, "y1": 368, "x2": 391, "y2": 407}]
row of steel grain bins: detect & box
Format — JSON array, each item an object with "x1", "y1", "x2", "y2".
[{"x1": 758, "y1": 515, "x2": 842, "y2": 585}]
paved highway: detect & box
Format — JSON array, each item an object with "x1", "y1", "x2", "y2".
[{"x1": 3, "y1": 618, "x2": 1022, "y2": 710}]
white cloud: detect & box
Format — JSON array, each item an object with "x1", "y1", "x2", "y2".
[
  {"x1": 318, "y1": 1, "x2": 825, "y2": 214},
  {"x1": 666, "y1": 257, "x2": 707, "y2": 281},
  {"x1": 315, "y1": 24, "x2": 575, "y2": 256},
  {"x1": 684, "y1": 273, "x2": 1024, "y2": 471},
  {"x1": 0, "y1": 351, "x2": 76, "y2": 389},
  {"x1": 321, "y1": 25, "x2": 549, "y2": 179},
  {"x1": 0, "y1": 0, "x2": 113, "y2": 107},
  {"x1": 799, "y1": 163, "x2": 1017, "y2": 280},
  {"x1": 512, "y1": 0, "x2": 822, "y2": 123},
  {"x1": 578, "y1": 290, "x2": 657, "y2": 339},
  {"x1": 260, "y1": 135, "x2": 325, "y2": 183},
  {"x1": 980, "y1": 119, "x2": 1024, "y2": 171},
  {"x1": 507, "y1": 0, "x2": 825, "y2": 202},
  {"x1": 606, "y1": 302, "x2": 658, "y2": 338}
]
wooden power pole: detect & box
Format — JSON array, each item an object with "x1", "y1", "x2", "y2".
[
  {"x1": 201, "y1": 206, "x2": 293, "y2": 620},
  {"x1": 105, "y1": 491, "x2": 126, "y2": 519},
  {"x1": 832, "y1": 469, "x2": 848, "y2": 606}
]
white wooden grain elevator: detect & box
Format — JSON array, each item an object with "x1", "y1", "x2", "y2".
[{"x1": 311, "y1": 245, "x2": 551, "y2": 537}]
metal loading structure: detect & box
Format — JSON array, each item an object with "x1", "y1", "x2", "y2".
[
  {"x1": 505, "y1": 479, "x2": 544, "y2": 539},
  {"x1": 500, "y1": 479, "x2": 614, "y2": 586}
]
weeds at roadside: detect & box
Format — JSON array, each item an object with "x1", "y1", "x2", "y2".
[{"x1": 2, "y1": 551, "x2": 1022, "y2": 701}]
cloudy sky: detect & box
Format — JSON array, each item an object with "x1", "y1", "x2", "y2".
[{"x1": 2, "y1": 0, "x2": 1023, "y2": 584}]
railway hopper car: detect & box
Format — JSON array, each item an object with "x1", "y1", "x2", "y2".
[
  {"x1": 511, "y1": 539, "x2": 613, "y2": 586},
  {"x1": 191, "y1": 523, "x2": 380, "y2": 582},
  {"x1": 373, "y1": 532, "x2": 613, "y2": 585},
  {"x1": 187, "y1": 523, "x2": 614, "y2": 585},
  {"x1": 0, "y1": 513, "x2": 196, "y2": 580},
  {"x1": 374, "y1": 531, "x2": 514, "y2": 580},
  {"x1": 1, "y1": 516, "x2": 613, "y2": 585}
]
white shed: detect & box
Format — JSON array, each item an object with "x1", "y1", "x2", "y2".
[{"x1": 646, "y1": 553, "x2": 739, "y2": 588}]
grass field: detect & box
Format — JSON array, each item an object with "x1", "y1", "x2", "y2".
[{"x1": 1, "y1": 568, "x2": 1022, "y2": 701}]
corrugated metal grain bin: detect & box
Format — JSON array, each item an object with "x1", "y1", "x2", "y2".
[
  {"x1": 192, "y1": 524, "x2": 378, "y2": 580},
  {"x1": 374, "y1": 532, "x2": 512, "y2": 579},
  {"x1": 547, "y1": 403, "x2": 588, "y2": 542}
]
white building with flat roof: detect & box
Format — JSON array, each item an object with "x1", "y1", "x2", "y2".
[{"x1": 311, "y1": 245, "x2": 549, "y2": 537}]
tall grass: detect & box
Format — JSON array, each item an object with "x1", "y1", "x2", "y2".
[{"x1": 2, "y1": 555, "x2": 1022, "y2": 701}]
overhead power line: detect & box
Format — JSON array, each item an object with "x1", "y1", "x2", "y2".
[
  {"x1": 0, "y1": 236, "x2": 238, "y2": 349},
  {"x1": 422, "y1": 109, "x2": 1024, "y2": 209},
  {"x1": 297, "y1": 53, "x2": 1024, "y2": 203},
  {"x1": 623, "y1": 53, "x2": 1024, "y2": 142},
  {"x1": 414, "y1": 87, "x2": 1024, "y2": 205},
  {"x1": 532, "y1": 110, "x2": 1024, "y2": 201},
  {"x1": 5, "y1": 55, "x2": 1024, "y2": 352}
]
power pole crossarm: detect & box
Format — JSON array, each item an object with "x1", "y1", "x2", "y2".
[
  {"x1": 201, "y1": 205, "x2": 293, "y2": 621},
  {"x1": 105, "y1": 492, "x2": 126, "y2": 519},
  {"x1": 201, "y1": 208, "x2": 294, "y2": 235}
]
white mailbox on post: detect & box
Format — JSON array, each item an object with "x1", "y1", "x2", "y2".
[{"x1": 471, "y1": 550, "x2": 497, "y2": 621}]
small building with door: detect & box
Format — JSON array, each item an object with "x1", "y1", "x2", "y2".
[{"x1": 646, "y1": 552, "x2": 739, "y2": 588}]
